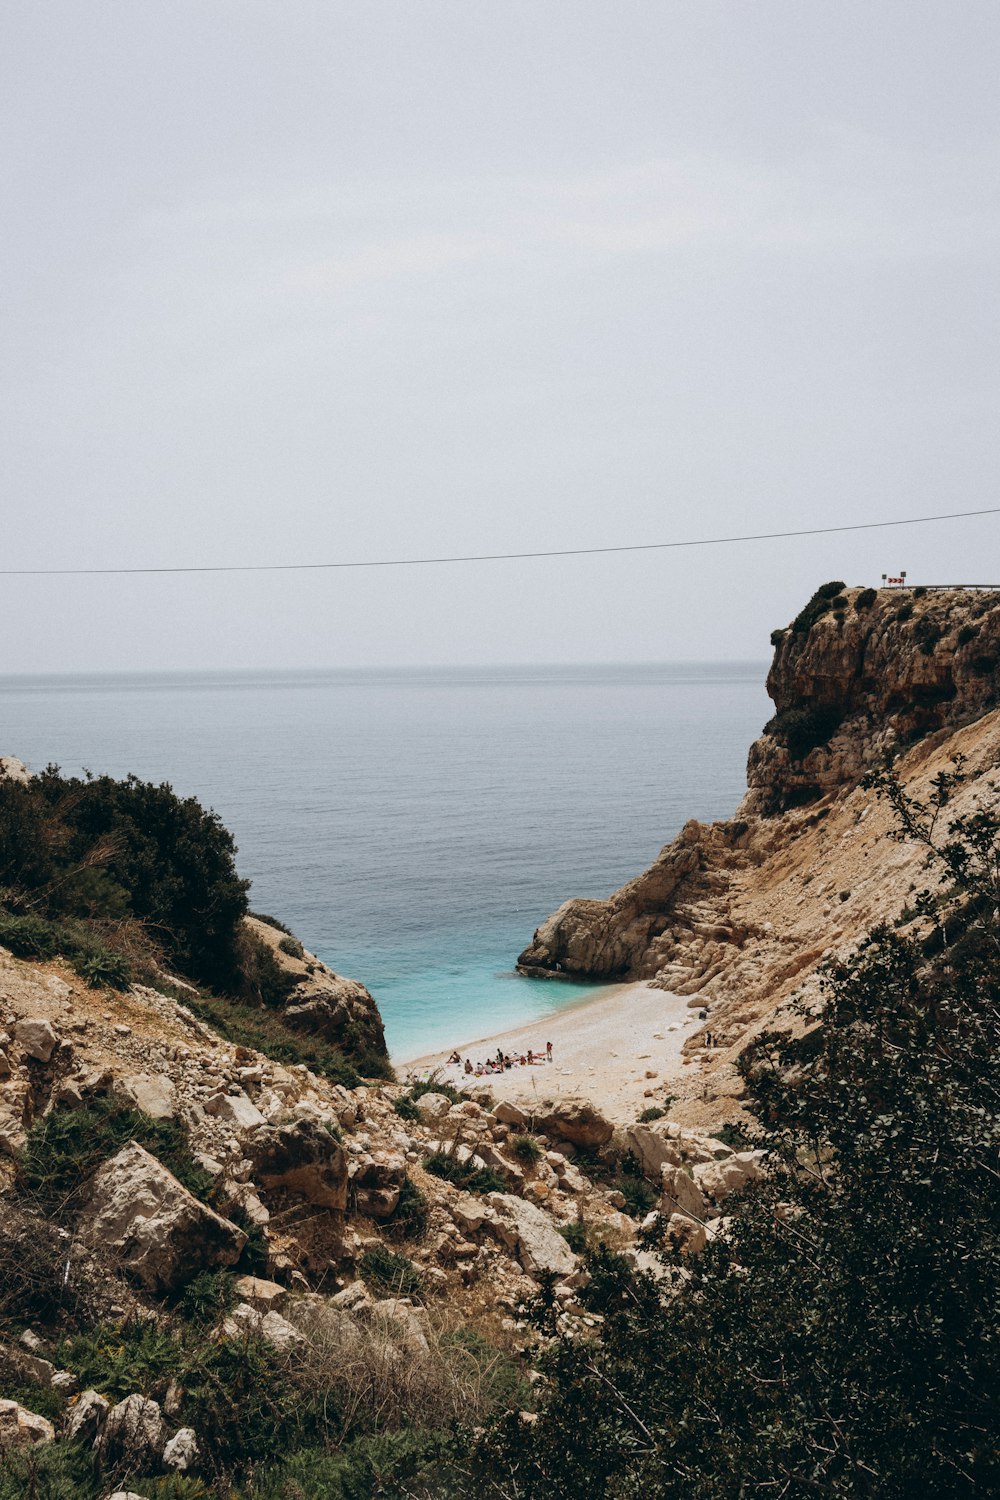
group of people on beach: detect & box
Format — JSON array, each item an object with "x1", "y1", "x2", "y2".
[{"x1": 447, "y1": 1042, "x2": 552, "y2": 1076}]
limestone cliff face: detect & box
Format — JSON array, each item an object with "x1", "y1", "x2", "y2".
[
  {"x1": 245, "y1": 915, "x2": 386, "y2": 1060},
  {"x1": 744, "y1": 585, "x2": 1000, "y2": 815},
  {"x1": 517, "y1": 584, "x2": 1000, "y2": 1084}
]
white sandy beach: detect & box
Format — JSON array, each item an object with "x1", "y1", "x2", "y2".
[{"x1": 399, "y1": 980, "x2": 701, "y2": 1123}]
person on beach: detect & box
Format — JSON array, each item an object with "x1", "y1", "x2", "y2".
[
  {"x1": 448, "y1": 1051, "x2": 461, "y2": 1065},
  {"x1": 464, "y1": 1058, "x2": 473, "y2": 1074},
  {"x1": 546, "y1": 1041, "x2": 553, "y2": 1062},
  {"x1": 527, "y1": 1048, "x2": 534, "y2": 1065}
]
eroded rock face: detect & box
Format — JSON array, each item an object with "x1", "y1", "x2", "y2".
[
  {"x1": 245, "y1": 1117, "x2": 347, "y2": 1210},
  {"x1": 517, "y1": 827, "x2": 704, "y2": 979},
  {"x1": 745, "y1": 586, "x2": 1000, "y2": 816},
  {"x1": 81, "y1": 1142, "x2": 246, "y2": 1293},
  {"x1": 513, "y1": 587, "x2": 1000, "y2": 1008}
]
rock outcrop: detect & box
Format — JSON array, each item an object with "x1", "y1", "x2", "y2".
[{"x1": 244, "y1": 916, "x2": 387, "y2": 1062}]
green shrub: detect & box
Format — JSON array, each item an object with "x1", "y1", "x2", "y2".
[
  {"x1": 769, "y1": 628, "x2": 786, "y2": 647},
  {"x1": 896, "y1": 600, "x2": 914, "y2": 622},
  {"x1": 278, "y1": 934, "x2": 305, "y2": 960},
  {"x1": 177, "y1": 1268, "x2": 237, "y2": 1324},
  {"x1": 73, "y1": 947, "x2": 133, "y2": 989},
  {"x1": 618, "y1": 1174, "x2": 657, "y2": 1218},
  {"x1": 424, "y1": 1152, "x2": 506, "y2": 1195},
  {"x1": 855, "y1": 587, "x2": 877, "y2": 611},
  {"x1": 789, "y1": 580, "x2": 846, "y2": 637},
  {"x1": 0, "y1": 912, "x2": 59, "y2": 959},
  {"x1": 509, "y1": 1134, "x2": 542, "y2": 1164},
  {"x1": 637, "y1": 1105, "x2": 666, "y2": 1122},
  {"x1": 957, "y1": 623, "x2": 979, "y2": 646},
  {"x1": 914, "y1": 615, "x2": 944, "y2": 656},
  {"x1": 250, "y1": 912, "x2": 294, "y2": 935},
  {"x1": 392, "y1": 1093, "x2": 420, "y2": 1122},
  {"x1": 359, "y1": 1243, "x2": 424, "y2": 1299},
  {"x1": 0, "y1": 1439, "x2": 100, "y2": 1500},
  {"x1": 383, "y1": 1175, "x2": 429, "y2": 1241},
  {"x1": 19, "y1": 1096, "x2": 212, "y2": 1207},
  {"x1": 710, "y1": 1121, "x2": 754, "y2": 1150},
  {"x1": 560, "y1": 1220, "x2": 587, "y2": 1254}
]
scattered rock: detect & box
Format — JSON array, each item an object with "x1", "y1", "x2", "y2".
[{"x1": 99, "y1": 1394, "x2": 164, "y2": 1463}]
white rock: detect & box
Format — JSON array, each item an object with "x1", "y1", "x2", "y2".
[
  {"x1": 64, "y1": 1389, "x2": 110, "y2": 1444},
  {"x1": 81, "y1": 1141, "x2": 246, "y2": 1293},
  {"x1": 120, "y1": 1074, "x2": 176, "y2": 1121},
  {"x1": 223, "y1": 1303, "x2": 306, "y2": 1353},
  {"x1": 204, "y1": 1090, "x2": 266, "y2": 1130},
  {"x1": 0, "y1": 1399, "x2": 55, "y2": 1445},
  {"x1": 14, "y1": 1018, "x2": 59, "y2": 1063},
  {"x1": 485, "y1": 1193, "x2": 577, "y2": 1278},
  {"x1": 100, "y1": 1394, "x2": 164, "y2": 1460},
  {"x1": 413, "y1": 1092, "x2": 452, "y2": 1120},
  {"x1": 162, "y1": 1426, "x2": 199, "y2": 1471}
]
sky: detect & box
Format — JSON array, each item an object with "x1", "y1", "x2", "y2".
[{"x1": 2, "y1": 1, "x2": 999, "y2": 672}]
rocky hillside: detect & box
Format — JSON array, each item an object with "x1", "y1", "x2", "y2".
[
  {"x1": 517, "y1": 583, "x2": 1000, "y2": 1116},
  {"x1": 0, "y1": 926, "x2": 758, "y2": 1494}
]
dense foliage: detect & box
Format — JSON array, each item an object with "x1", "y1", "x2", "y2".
[
  {"x1": 0, "y1": 767, "x2": 249, "y2": 990},
  {"x1": 476, "y1": 763, "x2": 1000, "y2": 1497}
]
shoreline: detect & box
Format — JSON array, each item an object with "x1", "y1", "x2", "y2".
[{"x1": 398, "y1": 979, "x2": 700, "y2": 1123}]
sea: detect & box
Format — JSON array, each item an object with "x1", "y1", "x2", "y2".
[{"x1": 0, "y1": 663, "x2": 770, "y2": 1061}]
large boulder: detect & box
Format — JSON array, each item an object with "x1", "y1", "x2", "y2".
[
  {"x1": 485, "y1": 1193, "x2": 577, "y2": 1278},
  {"x1": 693, "y1": 1151, "x2": 763, "y2": 1203},
  {"x1": 245, "y1": 1118, "x2": 347, "y2": 1210},
  {"x1": 534, "y1": 1098, "x2": 613, "y2": 1149},
  {"x1": 119, "y1": 1074, "x2": 176, "y2": 1121},
  {"x1": 81, "y1": 1142, "x2": 246, "y2": 1293}
]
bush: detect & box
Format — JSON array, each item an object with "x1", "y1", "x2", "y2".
[
  {"x1": 278, "y1": 934, "x2": 305, "y2": 960},
  {"x1": 854, "y1": 587, "x2": 877, "y2": 611},
  {"x1": 383, "y1": 1175, "x2": 430, "y2": 1241},
  {"x1": 509, "y1": 1134, "x2": 542, "y2": 1164},
  {"x1": 559, "y1": 1220, "x2": 587, "y2": 1254},
  {"x1": 957, "y1": 623, "x2": 979, "y2": 646},
  {"x1": 19, "y1": 1096, "x2": 213, "y2": 1207},
  {"x1": 637, "y1": 1105, "x2": 666, "y2": 1122},
  {"x1": 788, "y1": 580, "x2": 846, "y2": 637},
  {"x1": 769, "y1": 628, "x2": 786, "y2": 647},
  {"x1": 0, "y1": 1440, "x2": 100, "y2": 1500},
  {"x1": 359, "y1": 1244, "x2": 424, "y2": 1299},
  {"x1": 74, "y1": 947, "x2": 133, "y2": 989},
  {"x1": 177, "y1": 1268, "x2": 237, "y2": 1324},
  {"x1": 423, "y1": 1153, "x2": 507, "y2": 1196}
]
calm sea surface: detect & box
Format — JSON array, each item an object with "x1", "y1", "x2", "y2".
[{"x1": 0, "y1": 664, "x2": 770, "y2": 1059}]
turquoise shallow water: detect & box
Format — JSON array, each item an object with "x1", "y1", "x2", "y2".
[{"x1": 0, "y1": 663, "x2": 770, "y2": 1058}]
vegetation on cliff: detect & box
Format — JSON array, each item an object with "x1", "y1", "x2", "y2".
[
  {"x1": 477, "y1": 767, "x2": 1000, "y2": 1497},
  {"x1": 0, "y1": 765, "x2": 389, "y2": 1078}
]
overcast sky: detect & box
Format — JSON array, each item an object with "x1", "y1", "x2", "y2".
[{"x1": 3, "y1": 2, "x2": 999, "y2": 671}]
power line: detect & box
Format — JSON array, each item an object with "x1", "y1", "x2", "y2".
[{"x1": 2, "y1": 505, "x2": 998, "y2": 577}]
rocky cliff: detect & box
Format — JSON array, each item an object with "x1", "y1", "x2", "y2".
[{"x1": 517, "y1": 584, "x2": 1000, "y2": 1098}]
